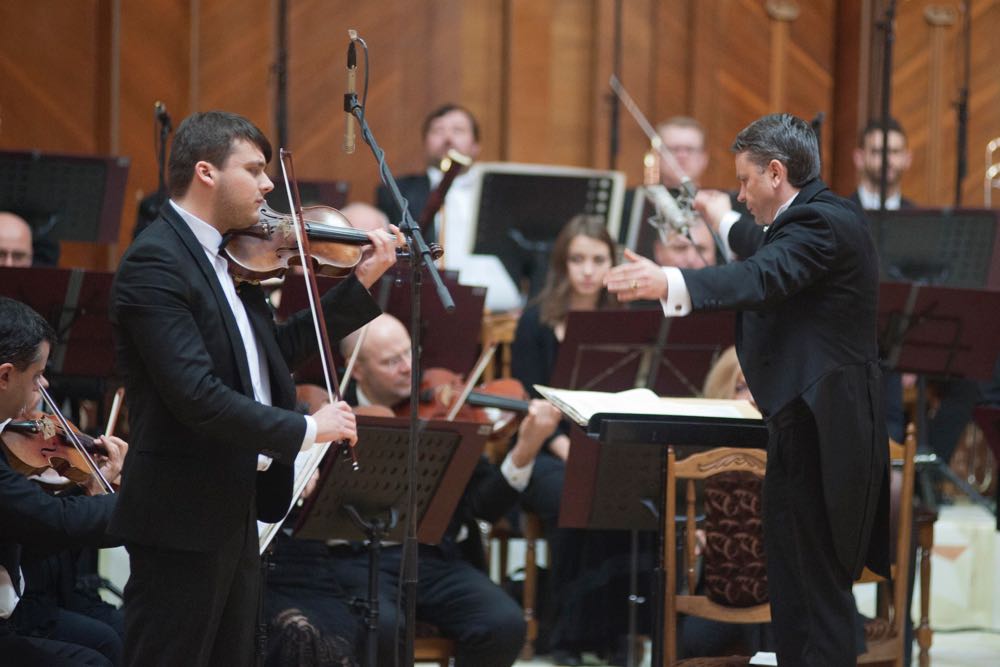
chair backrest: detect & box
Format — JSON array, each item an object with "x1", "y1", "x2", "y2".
[
  {"x1": 663, "y1": 446, "x2": 770, "y2": 665},
  {"x1": 857, "y1": 426, "x2": 916, "y2": 667}
]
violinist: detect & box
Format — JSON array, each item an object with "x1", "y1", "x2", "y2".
[
  {"x1": 1, "y1": 297, "x2": 128, "y2": 667},
  {"x1": 264, "y1": 312, "x2": 560, "y2": 667},
  {"x1": 110, "y1": 111, "x2": 396, "y2": 667},
  {"x1": 374, "y1": 103, "x2": 521, "y2": 311}
]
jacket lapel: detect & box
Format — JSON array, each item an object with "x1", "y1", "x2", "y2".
[
  {"x1": 238, "y1": 283, "x2": 296, "y2": 410},
  {"x1": 161, "y1": 206, "x2": 256, "y2": 398}
]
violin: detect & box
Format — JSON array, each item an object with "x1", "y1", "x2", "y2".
[
  {"x1": 222, "y1": 202, "x2": 442, "y2": 283},
  {"x1": 1, "y1": 412, "x2": 110, "y2": 487},
  {"x1": 406, "y1": 367, "x2": 529, "y2": 429}
]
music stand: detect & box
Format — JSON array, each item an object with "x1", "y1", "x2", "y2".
[
  {"x1": 558, "y1": 411, "x2": 767, "y2": 667},
  {"x1": 277, "y1": 272, "x2": 485, "y2": 384},
  {"x1": 293, "y1": 415, "x2": 488, "y2": 667},
  {"x1": 0, "y1": 150, "x2": 129, "y2": 243},
  {"x1": 469, "y1": 162, "x2": 626, "y2": 296},
  {"x1": 550, "y1": 309, "x2": 735, "y2": 396},
  {"x1": 264, "y1": 179, "x2": 349, "y2": 212},
  {"x1": 879, "y1": 280, "x2": 1000, "y2": 511},
  {"x1": 0, "y1": 267, "x2": 116, "y2": 378},
  {"x1": 867, "y1": 208, "x2": 1000, "y2": 289}
]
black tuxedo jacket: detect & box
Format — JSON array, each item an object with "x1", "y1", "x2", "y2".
[
  {"x1": 375, "y1": 174, "x2": 435, "y2": 241},
  {"x1": 0, "y1": 445, "x2": 117, "y2": 629},
  {"x1": 109, "y1": 205, "x2": 380, "y2": 552},
  {"x1": 683, "y1": 179, "x2": 890, "y2": 579}
]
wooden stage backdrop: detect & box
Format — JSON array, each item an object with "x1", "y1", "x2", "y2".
[{"x1": 0, "y1": 0, "x2": 997, "y2": 272}]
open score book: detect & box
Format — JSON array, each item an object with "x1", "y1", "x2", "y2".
[{"x1": 533, "y1": 385, "x2": 762, "y2": 427}]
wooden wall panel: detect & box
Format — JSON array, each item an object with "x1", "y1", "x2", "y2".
[
  {"x1": 865, "y1": 0, "x2": 1000, "y2": 207},
  {"x1": 0, "y1": 0, "x2": 110, "y2": 269},
  {"x1": 2, "y1": 0, "x2": 998, "y2": 273},
  {"x1": 117, "y1": 0, "x2": 190, "y2": 253}
]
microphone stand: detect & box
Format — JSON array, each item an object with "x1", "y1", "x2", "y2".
[
  {"x1": 345, "y1": 75, "x2": 455, "y2": 667},
  {"x1": 954, "y1": 1, "x2": 971, "y2": 206},
  {"x1": 876, "y1": 0, "x2": 897, "y2": 211}
]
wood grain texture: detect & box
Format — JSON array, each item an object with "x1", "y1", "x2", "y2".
[{"x1": 2, "y1": 0, "x2": 998, "y2": 272}]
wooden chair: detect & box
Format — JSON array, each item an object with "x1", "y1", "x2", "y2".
[
  {"x1": 856, "y1": 426, "x2": 917, "y2": 667},
  {"x1": 480, "y1": 310, "x2": 520, "y2": 382},
  {"x1": 413, "y1": 635, "x2": 456, "y2": 666},
  {"x1": 488, "y1": 511, "x2": 544, "y2": 659},
  {"x1": 663, "y1": 446, "x2": 771, "y2": 666},
  {"x1": 914, "y1": 504, "x2": 937, "y2": 667}
]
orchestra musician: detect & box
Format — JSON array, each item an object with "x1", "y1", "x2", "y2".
[
  {"x1": 511, "y1": 214, "x2": 631, "y2": 665},
  {"x1": 607, "y1": 113, "x2": 890, "y2": 665},
  {"x1": 0, "y1": 212, "x2": 34, "y2": 268},
  {"x1": 0, "y1": 296, "x2": 128, "y2": 666},
  {"x1": 108, "y1": 111, "x2": 396, "y2": 667},
  {"x1": 374, "y1": 103, "x2": 521, "y2": 311},
  {"x1": 301, "y1": 312, "x2": 560, "y2": 667}
]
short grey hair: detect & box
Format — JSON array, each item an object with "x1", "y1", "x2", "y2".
[{"x1": 731, "y1": 113, "x2": 820, "y2": 187}]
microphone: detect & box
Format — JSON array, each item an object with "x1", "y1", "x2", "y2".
[
  {"x1": 343, "y1": 33, "x2": 357, "y2": 154},
  {"x1": 645, "y1": 184, "x2": 692, "y2": 239},
  {"x1": 154, "y1": 101, "x2": 172, "y2": 132}
]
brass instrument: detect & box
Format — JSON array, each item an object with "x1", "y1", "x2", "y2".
[{"x1": 986, "y1": 137, "x2": 1000, "y2": 206}]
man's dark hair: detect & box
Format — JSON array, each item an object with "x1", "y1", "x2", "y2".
[
  {"x1": 858, "y1": 117, "x2": 907, "y2": 148},
  {"x1": 0, "y1": 297, "x2": 55, "y2": 369},
  {"x1": 421, "y1": 104, "x2": 480, "y2": 143},
  {"x1": 168, "y1": 111, "x2": 272, "y2": 198},
  {"x1": 731, "y1": 113, "x2": 820, "y2": 187}
]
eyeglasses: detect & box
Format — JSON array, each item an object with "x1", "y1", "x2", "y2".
[{"x1": 0, "y1": 249, "x2": 31, "y2": 264}]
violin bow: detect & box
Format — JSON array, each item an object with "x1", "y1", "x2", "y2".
[
  {"x1": 38, "y1": 384, "x2": 115, "y2": 494},
  {"x1": 338, "y1": 323, "x2": 369, "y2": 397},
  {"x1": 445, "y1": 343, "x2": 498, "y2": 422},
  {"x1": 104, "y1": 387, "x2": 125, "y2": 439}
]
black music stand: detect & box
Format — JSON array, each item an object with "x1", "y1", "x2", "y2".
[
  {"x1": 0, "y1": 267, "x2": 116, "y2": 378},
  {"x1": 470, "y1": 162, "x2": 626, "y2": 297},
  {"x1": 867, "y1": 208, "x2": 1000, "y2": 289},
  {"x1": 277, "y1": 272, "x2": 485, "y2": 384},
  {"x1": 550, "y1": 309, "x2": 735, "y2": 397},
  {"x1": 0, "y1": 150, "x2": 129, "y2": 244},
  {"x1": 293, "y1": 415, "x2": 488, "y2": 667},
  {"x1": 264, "y1": 179, "x2": 349, "y2": 212},
  {"x1": 559, "y1": 412, "x2": 767, "y2": 667},
  {"x1": 879, "y1": 281, "x2": 1000, "y2": 511}
]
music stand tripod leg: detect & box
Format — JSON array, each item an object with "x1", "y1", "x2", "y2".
[
  {"x1": 344, "y1": 504, "x2": 398, "y2": 667},
  {"x1": 914, "y1": 377, "x2": 994, "y2": 512}
]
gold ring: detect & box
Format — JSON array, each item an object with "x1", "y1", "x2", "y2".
[{"x1": 631, "y1": 280, "x2": 639, "y2": 289}]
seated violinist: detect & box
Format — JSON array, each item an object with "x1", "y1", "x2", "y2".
[
  {"x1": 0, "y1": 296, "x2": 128, "y2": 667},
  {"x1": 264, "y1": 312, "x2": 561, "y2": 667}
]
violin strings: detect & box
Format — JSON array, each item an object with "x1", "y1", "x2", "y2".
[{"x1": 38, "y1": 384, "x2": 114, "y2": 494}]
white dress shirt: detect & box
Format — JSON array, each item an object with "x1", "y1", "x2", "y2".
[
  {"x1": 170, "y1": 201, "x2": 316, "y2": 466},
  {"x1": 659, "y1": 192, "x2": 799, "y2": 317},
  {"x1": 856, "y1": 185, "x2": 902, "y2": 211}
]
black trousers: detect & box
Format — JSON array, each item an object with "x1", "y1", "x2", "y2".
[
  {"x1": 329, "y1": 543, "x2": 525, "y2": 667},
  {"x1": 763, "y1": 400, "x2": 864, "y2": 666},
  {"x1": 0, "y1": 631, "x2": 110, "y2": 666},
  {"x1": 121, "y1": 509, "x2": 260, "y2": 667}
]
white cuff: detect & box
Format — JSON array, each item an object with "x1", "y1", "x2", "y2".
[
  {"x1": 500, "y1": 452, "x2": 535, "y2": 492},
  {"x1": 301, "y1": 415, "x2": 317, "y2": 452},
  {"x1": 660, "y1": 267, "x2": 692, "y2": 317},
  {"x1": 256, "y1": 454, "x2": 273, "y2": 471},
  {"x1": 718, "y1": 211, "x2": 740, "y2": 261}
]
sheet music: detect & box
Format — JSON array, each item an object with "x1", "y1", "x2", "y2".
[{"x1": 534, "y1": 384, "x2": 761, "y2": 426}]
